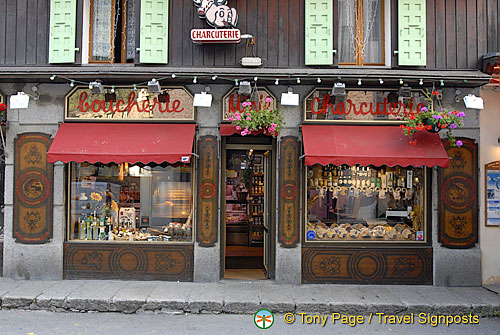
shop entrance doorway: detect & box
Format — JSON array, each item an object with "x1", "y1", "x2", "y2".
[{"x1": 222, "y1": 140, "x2": 275, "y2": 280}]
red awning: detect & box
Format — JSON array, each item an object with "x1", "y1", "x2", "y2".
[
  {"x1": 47, "y1": 123, "x2": 195, "y2": 164},
  {"x1": 302, "y1": 125, "x2": 449, "y2": 168}
]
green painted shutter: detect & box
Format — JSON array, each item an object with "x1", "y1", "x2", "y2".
[
  {"x1": 398, "y1": 0, "x2": 426, "y2": 66},
  {"x1": 140, "y1": 0, "x2": 169, "y2": 64},
  {"x1": 305, "y1": 0, "x2": 333, "y2": 65},
  {"x1": 49, "y1": 0, "x2": 77, "y2": 63}
]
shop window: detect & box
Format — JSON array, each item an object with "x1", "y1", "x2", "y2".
[
  {"x1": 338, "y1": 0, "x2": 385, "y2": 65},
  {"x1": 305, "y1": 164, "x2": 426, "y2": 242},
  {"x1": 68, "y1": 162, "x2": 193, "y2": 242},
  {"x1": 89, "y1": 0, "x2": 136, "y2": 63}
]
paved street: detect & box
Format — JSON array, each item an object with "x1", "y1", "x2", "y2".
[{"x1": 0, "y1": 310, "x2": 499, "y2": 335}]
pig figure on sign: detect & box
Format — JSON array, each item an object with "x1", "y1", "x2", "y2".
[
  {"x1": 205, "y1": 4, "x2": 238, "y2": 28},
  {"x1": 193, "y1": 0, "x2": 227, "y2": 17}
]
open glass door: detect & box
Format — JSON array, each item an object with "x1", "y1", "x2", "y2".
[{"x1": 263, "y1": 150, "x2": 271, "y2": 278}]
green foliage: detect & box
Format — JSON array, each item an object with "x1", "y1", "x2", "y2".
[
  {"x1": 401, "y1": 90, "x2": 466, "y2": 147},
  {"x1": 229, "y1": 99, "x2": 284, "y2": 137}
]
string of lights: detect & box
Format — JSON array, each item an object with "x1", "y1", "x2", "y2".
[{"x1": 49, "y1": 73, "x2": 462, "y2": 92}]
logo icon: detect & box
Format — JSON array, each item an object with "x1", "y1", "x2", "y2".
[
  {"x1": 307, "y1": 230, "x2": 316, "y2": 240},
  {"x1": 416, "y1": 231, "x2": 424, "y2": 241},
  {"x1": 254, "y1": 309, "x2": 274, "y2": 329}
]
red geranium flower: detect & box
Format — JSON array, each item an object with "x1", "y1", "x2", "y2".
[
  {"x1": 408, "y1": 139, "x2": 418, "y2": 145},
  {"x1": 0, "y1": 103, "x2": 6, "y2": 112},
  {"x1": 432, "y1": 91, "x2": 439, "y2": 96}
]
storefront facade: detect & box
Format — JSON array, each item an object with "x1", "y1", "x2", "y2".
[{"x1": 0, "y1": 0, "x2": 497, "y2": 285}]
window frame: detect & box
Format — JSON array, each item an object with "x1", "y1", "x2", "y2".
[
  {"x1": 337, "y1": 0, "x2": 386, "y2": 66},
  {"x1": 88, "y1": 0, "x2": 136, "y2": 64},
  {"x1": 65, "y1": 162, "x2": 196, "y2": 244},
  {"x1": 302, "y1": 165, "x2": 430, "y2": 246}
]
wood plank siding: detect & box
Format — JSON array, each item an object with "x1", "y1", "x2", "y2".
[{"x1": 0, "y1": 0, "x2": 498, "y2": 69}]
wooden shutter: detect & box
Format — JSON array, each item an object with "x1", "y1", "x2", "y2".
[
  {"x1": 398, "y1": 0, "x2": 426, "y2": 66},
  {"x1": 140, "y1": 0, "x2": 169, "y2": 64},
  {"x1": 49, "y1": 0, "x2": 77, "y2": 63},
  {"x1": 305, "y1": 0, "x2": 333, "y2": 65}
]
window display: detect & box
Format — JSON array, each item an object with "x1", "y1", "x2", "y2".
[
  {"x1": 68, "y1": 162, "x2": 193, "y2": 242},
  {"x1": 305, "y1": 164, "x2": 426, "y2": 242}
]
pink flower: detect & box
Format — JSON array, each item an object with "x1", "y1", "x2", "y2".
[
  {"x1": 235, "y1": 112, "x2": 240, "y2": 117},
  {"x1": 235, "y1": 126, "x2": 241, "y2": 130},
  {"x1": 235, "y1": 115, "x2": 241, "y2": 121},
  {"x1": 246, "y1": 116, "x2": 251, "y2": 120},
  {"x1": 265, "y1": 97, "x2": 272, "y2": 103},
  {"x1": 246, "y1": 113, "x2": 252, "y2": 116},
  {"x1": 228, "y1": 117, "x2": 234, "y2": 121},
  {"x1": 271, "y1": 123, "x2": 277, "y2": 127}
]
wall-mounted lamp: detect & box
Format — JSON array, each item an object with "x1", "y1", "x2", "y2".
[
  {"x1": 89, "y1": 81, "x2": 103, "y2": 94},
  {"x1": 398, "y1": 84, "x2": 412, "y2": 98},
  {"x1": 147, "y1": 78, "x2": 161, "y2": 94},
  {"x1": 238, "y1": 81, "x2": 252, "y2": 95},
  {"x1": 331, "y1": 82, "x2": 346, "y2": 97}
]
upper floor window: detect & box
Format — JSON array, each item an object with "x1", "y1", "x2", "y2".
[
  {"x1": 338, "y1": 0, "x2": 384, "y2": 65},
  {"x1": 89, "y1": 0, "x2": 136, "y2": 63}
]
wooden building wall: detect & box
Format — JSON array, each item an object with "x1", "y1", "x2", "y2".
[{"x1": 0, "y1": 1, "x2": 498, "y2": 69}]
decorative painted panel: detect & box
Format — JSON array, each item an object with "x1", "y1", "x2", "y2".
[
  {"x1": 64, "y1": 243, "x2": 193, "y2": 281},
  {"x1": 302, "y1": 247, "x2": 432, "y2": 284},
  {"x1": 222, "y1": 87, "x2": 276, "y2": 121},
  {"x1": 13, "y1": 133, "x2": 53, "y2": 244},
  {"x1": 65, "y1": 86, "x2": 195, "y2": 122},
  {"x1": 438, "y1": 138, "x2": 478, "y2": 248},
  {"x1": 197, "y1": 136, "x2": 218, "y2": 247},
  {"x1": 278, "y1": 136, "x2": 300, "y2": 247}
]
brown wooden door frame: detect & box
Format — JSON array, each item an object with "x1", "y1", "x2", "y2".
[{"x1": 219, "y1": 139, "x2": 276, "y2": 279}]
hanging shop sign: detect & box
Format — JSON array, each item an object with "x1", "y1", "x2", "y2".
[
  {"x1": 304, "y1": 88, "x2": 428, "y2": 123},
  {"x1": 222, "y1": 87, "x2": 277, "y2": 121},
  {"x1": 191, "y1": 1, "x2": 239, "y2": 44},
  {"x1": 191, "y1": 29, "x2": 241, "y2": 44},
  {"x1": 65, "y1": 86, "x2": 195, "y2": 122}
]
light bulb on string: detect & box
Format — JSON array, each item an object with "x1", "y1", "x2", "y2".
[
  {"x1": 50, "y1": 75, "x2": 56, "y2": 81},
  {"x1": 275, "y1": 79, "x2": 279, "y2": 86},
  {"x1": 212, "y1": 75, "x2": 217, "y2": 81},
  {"x1": 234, "y1": 79, "x2": 239, "y2": 86},
  {"x1": 110, "y1": 85, "x2": 115, "y2": 93},
  {"x1": 357, "y1": 79, "x2": 362, "y2": 86},
  {"x1": 399, "y1": 79, "x2": 404, "y2": 85},
  {"x1": 254, "y1": 76, "x2": 258, "y2": 82},
  {"x1": 419, "y1": 79, "x2": 424, "y2": 85},
  {"x1": 69, "y1": 80, "x2": 75, "y2": 87},
  {"x1": 379, "y1": 78, "x2": 384, "y2": 84},
  {"x1": 296, "y1": 78, "x2": 301, "y2": 84},
  {"x1": 440, "y1": 80, "x2": 445, "y2": 86},
  {"x1": 171, "y1": 74, "x2": 176, "y2": 79},
  {"x1": 193, "y1": 76, "x2": 198, "y2": 84},
  {"x1": 89, "y1": 83, "x2": 93, "y2": 89},
  {"x1": 317, "y1": 77, "x2": 322, "y2": 83},
  {"x1": 133, "y1": 84, "x2": 137, "y2": 91}
]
